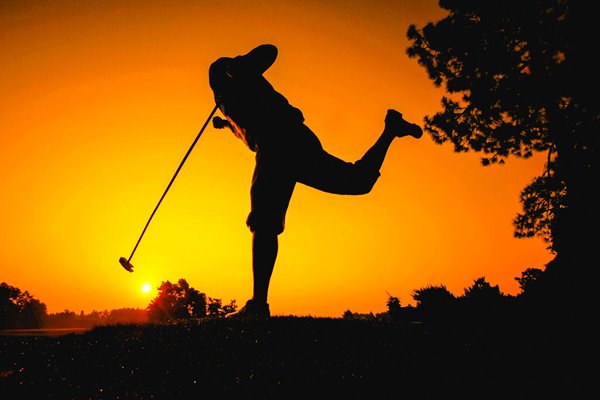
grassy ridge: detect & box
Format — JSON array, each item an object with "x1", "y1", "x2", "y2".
[{"x1": 0, "y1": 316, "x2": 583, "y2": 399}]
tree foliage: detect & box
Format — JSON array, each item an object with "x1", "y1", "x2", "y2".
[
  {"x1": 413, "y1": 284, "x2": 456, "y2": 316},
  {"x1": 383, "y1": 293, "x2": 402, "y2": 321},
  {"x1": 406, "y1": 0, "x2": 598, "y2": 292},
  {"x1": 206, "y1": 297, "x2": 237, "y2": 318},
  {"x1": 146, "y1": 279, "x2": 236, "y2": 322},
  {"x1": 147, "y1": 279, "x2": 207, "y2": 322},
  {"x1": 412, "y1": 284, "x2": 457, "y2": 324},
  {"x1": 462, "y1": 277, "x2": 504, "y2": 303},
  {"x1": 0, "y1": 282, "x2": 47, "y2": 329},
  {"x1": 515, "y1": 267, "x2": 544, "y2": 294},
  {"x1": 409, "y1": 279, "x2": 518, "y2": 324},
  {"x1": 460, "y1": 277, "x2": 512, "y2": 318},
  {"x1": 412, "y1": 284, "x2": 456, "y2": 307}
]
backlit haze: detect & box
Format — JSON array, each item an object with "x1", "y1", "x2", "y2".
[{"x1": 0, "y1": 0, "x2": 552, "y2": 317}]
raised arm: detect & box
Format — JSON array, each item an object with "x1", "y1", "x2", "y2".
[{"x1": 239, "y1": 44, "x2": 278, "y2": 75}]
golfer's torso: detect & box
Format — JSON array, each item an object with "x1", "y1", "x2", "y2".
[{"x1": 222, "y1": 77, "x2": 304, "y2": 151}]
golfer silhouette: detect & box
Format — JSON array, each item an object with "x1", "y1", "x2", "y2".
[{"x1": 209, "y1": 44, "x2": 422, "y2": 318}]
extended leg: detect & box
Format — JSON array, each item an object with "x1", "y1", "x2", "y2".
[
  {"x1": 358, "y1": 109, "x2": 423, "y2": 173},
  {"x1": 297, "y1": 109, "x2": 422, "y2": 195}
]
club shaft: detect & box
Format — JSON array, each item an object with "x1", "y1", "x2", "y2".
[{"x1": 127, "y1": 103, "x2": 219, "y2": 263}]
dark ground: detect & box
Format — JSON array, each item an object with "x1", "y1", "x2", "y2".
[{"x1": 0, "y1": 316, "x2": 588, "y2": 399}]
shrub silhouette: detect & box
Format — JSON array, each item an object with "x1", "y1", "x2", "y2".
[
  {"x1": 412, "y1": 284, "x2": 456, "y2": 324},
  {"x1": 386, "y1": 294, "x2": 402, "y2": 320}
]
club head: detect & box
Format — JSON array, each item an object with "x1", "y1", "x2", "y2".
[{"x1": 119, "y1": 257, "x2": 134, "y2": 272}]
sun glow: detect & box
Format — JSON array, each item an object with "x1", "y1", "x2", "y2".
[{"x1": 141, "y1": 283, "x2": 152, "y2": 294}]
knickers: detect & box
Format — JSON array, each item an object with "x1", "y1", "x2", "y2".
[{"x1": 246, "y1": 124, "x2": 381, "y2": 235}]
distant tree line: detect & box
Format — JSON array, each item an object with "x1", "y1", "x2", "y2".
[
  {"x1": 344, "y1": 266, "x2": 556, "y2": 325},
  {"x1": 44, "y1": 308, "x2": 149, "y2": 329},
  {"x1": 0, "y1": 281, "x2": 151, "y2": 329},
  {"x1": 2, "y1": 261, "x2": 561, "y2": 330},
  {"x1": 0, "y1": 279, "x2": 236, "y2": 329}
]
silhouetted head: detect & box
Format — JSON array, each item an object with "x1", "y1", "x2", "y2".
[
  {"x1": 209, "y1": 45, "x2": 278, "y2": 95},
  {"x1": 209, "y1": 57, "x2": 233, "y2": 95}
]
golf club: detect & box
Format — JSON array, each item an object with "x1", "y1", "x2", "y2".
[{"x1": 119, "y1": 103, "x2": 219, "y2": 272}]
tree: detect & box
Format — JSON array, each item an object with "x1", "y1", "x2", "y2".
[
  {"x1": 342, "y1": 310, "x2": 354, "y2": 320},
  {"x1": 412, "y1": 284, "x2": 456, "y2": 323},
  {"x1": 385, "y1": 293, "x2": 402, "y2": 320},
  {"x1": 460, "y1": 277, "x2": 514, "y2": 322},
  {"x1": 18, "y1": 297, "x2": 47, "y2": 328},
  {"x1": 413, "y1": 284, "x2": 456, "y2": 307},
  {"x1": 147, "y1": 279, "x2": 207, "y2": 322},
  {"x1": 207, "y1": 297, "x2": 237, "y2": 318},
  {"x1": 0, "y1": 283, "x2": 19, "y2": 329},
  {"x1": 515, "y1": 267, "x2": 544, "y2": 295},
  {"x1": 407, "y1": 0, "x2": 598, "y2": 304},
  {"x1": 0, "y1": 282, "x2": 47, "y2": 329},
  {"x1": 146, "y1": 279, "x2": 236, "y2": 322},
  {"x1": 461, "y1": 277, "x2": 506, "y2": 306}
]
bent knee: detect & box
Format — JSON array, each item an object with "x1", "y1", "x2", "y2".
[
  {"x1": 246, "y1": 211, "x2": 285, "y2": 235},
  {"x1": 345, "y1": 167, "x2": 380, "y2": 195},
  {"x1": 347, "y1": 176, "x2": 377, "y2": 195}
]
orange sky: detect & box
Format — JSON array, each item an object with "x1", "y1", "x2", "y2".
[{"x1": 0, "y1": 0, "x2": 552, "y2": 317}]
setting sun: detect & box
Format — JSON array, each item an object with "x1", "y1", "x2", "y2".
[{"x1": 141, "y1": 283, "x2": 152, "y2": 294}]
